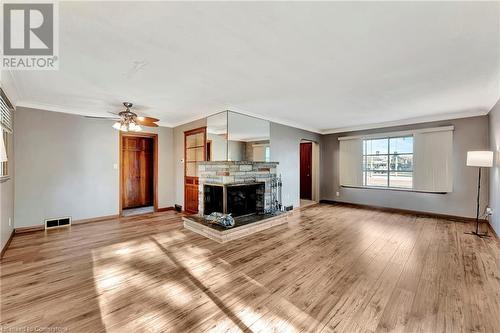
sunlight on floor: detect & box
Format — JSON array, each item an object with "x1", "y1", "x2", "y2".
[{"x1": 89, "y1": 231, "x2": 317, "y2": 332}]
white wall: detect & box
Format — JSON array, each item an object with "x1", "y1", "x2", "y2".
[
  {"x1": 14, "y1": 107, "x2": 174, "y2": 228},
  {"x1": 270, "y1": 123, "x2": 321, "y2": 208},
  {"x1": 489, "y1": 100, "x2": 500, "y2": 235}
]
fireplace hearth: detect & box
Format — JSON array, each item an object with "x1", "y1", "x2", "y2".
[{"x1": 183, "y1": 160, "x2": 286, "y2": 242}]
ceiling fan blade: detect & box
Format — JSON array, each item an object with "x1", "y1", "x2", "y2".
[
  {"x1": 136, "y1": 119, "x2": 159, "y2": 126},
  {"x1": 136, "y1": 116, "x2": 159, "y2": 123},
  {"x1": 139, "y1": 122, "x2": 159, "y2": 127},
  {"x1": 85, "y1": 115, "x2": 120, "y2": 120}
]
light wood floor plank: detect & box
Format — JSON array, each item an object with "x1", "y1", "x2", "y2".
[{"x1": 1, "y1": 204, "x2": 499, "y2": 332}]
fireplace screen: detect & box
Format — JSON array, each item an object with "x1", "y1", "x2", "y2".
[{"x1": 204, "y1": 182, "x2": 265, "y2": 217}]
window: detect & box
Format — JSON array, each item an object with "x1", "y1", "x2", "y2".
[
  {"x1": 339, "y1": 127, "x2": 453, "y2": 193},
  {"x1": 0, "y1": 130, "x2": 7, "y2": 178},
  {"x1": 0, "y1": 88, "x2": 13, "y2": 180},
  {"x1": 362, "y1": 136, "x2": 413, "y2": 189}
]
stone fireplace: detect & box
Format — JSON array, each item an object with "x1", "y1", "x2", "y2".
[
  {"x1": 197, "y1": 161, "x2": 279, "y2": 216},
  {"x1": 204, "y1": 182, "x2": 265, "y2": 217}
]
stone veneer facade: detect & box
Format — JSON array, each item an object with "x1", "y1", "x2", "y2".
[{"x1": 197, "y1": 161, "x2": 279, "y2": 216}]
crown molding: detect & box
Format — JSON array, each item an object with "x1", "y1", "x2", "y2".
[
  {"x1": 13, "y1": 100, "x2": 492, "y2": 136},
  {"x1": 14, "y1": 101, "x2": 175, "y2": 127},
  {"x1": 321, "y1": 109, "x2": 490, "y2": 134},
  {"x1": 0, "y1": 70, "x2": 23, "y2": 106}
]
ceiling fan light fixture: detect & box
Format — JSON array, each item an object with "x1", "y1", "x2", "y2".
[{"x1": 112, "y1": 122, "x2": 121, "y2": 130}]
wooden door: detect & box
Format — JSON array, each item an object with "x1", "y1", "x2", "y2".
[
  {"x1": 122, "y1": 136, "x2": 154, "y2": 209},
  {"x1": 300, "y1": 142, "x2": 312, "y2": 200},
  {"x1": 184, "y1": 127, "x2": 206, "y2": 213}
]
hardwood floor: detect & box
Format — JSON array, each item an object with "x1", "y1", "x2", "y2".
[{"x1": 1, "y1": 204, "x2": 499, "y2": 332}]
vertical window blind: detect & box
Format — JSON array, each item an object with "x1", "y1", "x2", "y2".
[
  {"x1": 0, "y1": 90, "x2": 13, "y2": 133},
  {"x1": 339, "y1": 126, "x2": 454, "y2": 193},
  {"x1": 0, "y1": 88, "x2": 13, "y2": 178}
]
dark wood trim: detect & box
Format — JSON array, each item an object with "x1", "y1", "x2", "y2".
[
  {"x1": 488, "y1": 223, "x2": 499, "y2": 238},
  {"x1": 0, "y1": 229, "x2": 14, "y2": 258},
  {"x1": 184, "y1": 126, "x2": 207, "y2": 214},
  {"x1": 14, "y1": 225, "x2": 45, "y2": 234},
  {"x1": 73, "y1": 214, "x2": 120, "y2": 225},
  {"x1": 320, "y1": 200, "x2": 489, "y2": 224},
  {"x1": 157, "y1": 206, "x2": 175, "y2": 212},
  {"x1": 119, "y1": 132, "x2": 158, "y2": 217}
]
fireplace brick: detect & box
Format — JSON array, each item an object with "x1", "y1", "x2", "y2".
[{"x1": 240, "y1": 165, "x2": 253, "y2": 172}]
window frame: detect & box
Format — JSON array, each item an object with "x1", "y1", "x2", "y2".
[
  {"x1": 362, "y1": 135, "x2": 414, "y2": 190},
  {"x1": 0, "y1": 128, "x2": 9, "y2": 181},
  {"x1": 0, "y1": 88, "x2": 13, "y2": 182}
]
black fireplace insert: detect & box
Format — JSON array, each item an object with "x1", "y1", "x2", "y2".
[{"x1": 204, "y1": 182, "x2": 265, "y2": 217}]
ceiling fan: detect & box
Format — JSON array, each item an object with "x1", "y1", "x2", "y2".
[{"x1": 110, "y1": 102, "x2": 159, "y2": 132}]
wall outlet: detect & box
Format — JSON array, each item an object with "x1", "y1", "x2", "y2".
[
  {"x1": 113, "y1": 163, "x2": 118, "y2": 170},
  {"x1": 336, "y1": 191, "x2": 340, "y2": 197},
  {"x1": 8, "y1": 218, "x2": 12, "y2": 227}
]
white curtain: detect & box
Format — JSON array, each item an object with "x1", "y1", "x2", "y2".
[
  {"x1": 339, "y1": 138, "x2": 363, "y2": 186},
  {"x1": 413, "y1": 130, "x2": 453, "y2": 192}
]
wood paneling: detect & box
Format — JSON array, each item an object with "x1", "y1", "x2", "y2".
[
  {"x1": 1, "y1": 205, "x2": 499, "y2": 332},
  {"x1": 184, "y1": 127, "x2": 206, "y2": 214},
  {"x1": 300, "y1": 142, "x2": 312, "y2": 200}
]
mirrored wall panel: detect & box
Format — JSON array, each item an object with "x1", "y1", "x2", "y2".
[
  {"x1": 228, "y1": 111, "x2": 270, "y2": 162},
  {"x1": 205, "y1": 111, "x2": 271, "y2": 161},
  {"x1": 206, "y1": 111, "x2": 228, "y2": 161}
]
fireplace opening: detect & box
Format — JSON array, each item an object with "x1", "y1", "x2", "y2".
[
  {"x1": 203, "y1": 185, "x2": 223, "y2": 216},
  {"x1": 203, "y1": 182, "x2": 265, "y2": 217}
]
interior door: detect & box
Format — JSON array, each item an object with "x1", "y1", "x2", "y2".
[
  {"x1": 184, "y1": 127, "x2": 206, "y2": 213},
  {"x1": 300, "y1": 142, "x2": 312, "y2": 200},
  {"x1": 122, "y1": 136, "x2": 154, "y2": 209}
]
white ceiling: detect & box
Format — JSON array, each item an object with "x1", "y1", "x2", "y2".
[{"x1": 3, "y1": 1, "x2": 500, "y2": 133}]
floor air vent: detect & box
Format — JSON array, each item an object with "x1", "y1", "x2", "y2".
[{"x1": 45, "y1": 217, "x2": 72, "y2": 229}]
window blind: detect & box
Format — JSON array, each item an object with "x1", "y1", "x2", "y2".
[
  {"x1": 339, "y1": 138, "x2": 363, "y2": 186},
  {"x1": 413, "y1": 130, "x2": 453, "y2": 192},
  {"x1": 338, "y1": 126, "x2": 453, "y2": 193},
  {"x1": 0, "y1": 89, "x2": 13, "y2": 133}
]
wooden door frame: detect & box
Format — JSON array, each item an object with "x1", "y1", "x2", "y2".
[
  {"x1": 184, "y1": 126, "x2": 207, "y2": 214},
  {"x1": 119, "y1": 132, "x2": 158, "y2": 217},
  {"x1": 300, "y1": 141, "x2": 313, "y2": 200},
  {"x1": 299, "y1": 139, "x2": 320, "y2": 203}
]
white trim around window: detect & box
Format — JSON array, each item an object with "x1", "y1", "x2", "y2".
[{"x1": 338, "y1": 125, "x2": 454, "y2": 141}]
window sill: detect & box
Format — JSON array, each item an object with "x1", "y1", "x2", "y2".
[{"x1": 340, "y1": 185, "x2": 447, "y2": 194}]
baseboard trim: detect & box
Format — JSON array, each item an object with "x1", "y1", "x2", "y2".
[
  {"x1": 72, "y1": 214, "x2": 119, "y2": 225},
  {"x1": 488, "y1": 224, "x2": 499, "y2": 238},
  {"x1": 319, "y1": 200, "x2": 488, "y2": 224},
  {"x1": 14, "y1": 225, "x2": 45, "y2": 234},
  {"x1": 14, "y1": 209, "x2": 179, "y2": 234},
  {"x1": 1, "y1": 229, "x2": 15, "y2": 258},
  {"x1": 15, "y1": 214, "x2": 120, "y2": 234},
  {"x1": 157, "y1": 206, "x2": 175, "y2": 212}
]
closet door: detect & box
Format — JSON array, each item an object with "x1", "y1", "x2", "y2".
[{"x1": 122, "y1": 136, "x2": 154, "y2": 209}]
